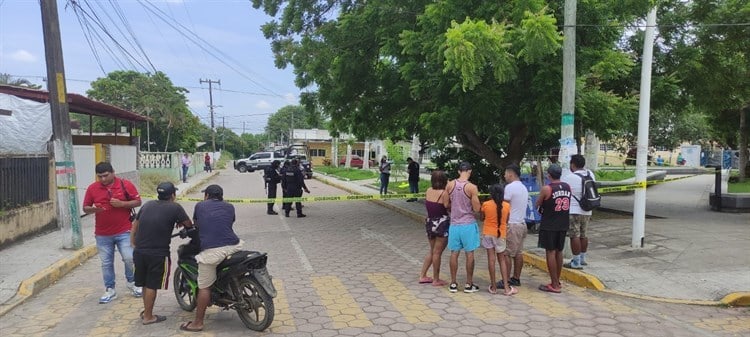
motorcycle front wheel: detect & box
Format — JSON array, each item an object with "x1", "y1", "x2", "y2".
[
  {"x1": 173, "y1": 268, "x2": 197, "y2": 311},
  {"x1": 235, "y1": 277, "x2": 275, "y2": 331}
]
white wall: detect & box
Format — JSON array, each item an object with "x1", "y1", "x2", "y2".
[
  {"x1": 109, "y1": 145, "x2": 137, "y2": 173},
  {"x1": 73, "y1": 145, "x2": 95, "y2": 210}
]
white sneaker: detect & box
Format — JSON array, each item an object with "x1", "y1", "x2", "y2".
[
  {"x1": 126, "y1": 282, "x2": 143, "y2": 297},
  {"x1": 99, "y1": 288, "x2": 117, "y2": 304}
]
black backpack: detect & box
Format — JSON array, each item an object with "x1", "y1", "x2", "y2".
[{"x1": 573, "y1": 171, "x2": 601, "y2": 211}]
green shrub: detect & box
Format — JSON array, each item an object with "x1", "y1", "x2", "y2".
[{"x1": 139, "y1": 172, "x2": 177, "y2": 194}]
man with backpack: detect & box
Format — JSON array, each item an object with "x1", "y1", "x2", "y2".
[{"x1": 562, "y1": 154, "x2": 599, "y2": 269}]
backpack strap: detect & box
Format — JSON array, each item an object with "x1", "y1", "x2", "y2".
[{"x1": 119, "y1": 178, "x2": 131, "y2": 201}]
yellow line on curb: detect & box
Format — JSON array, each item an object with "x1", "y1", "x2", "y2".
[
  {"x1": 311, "y1": 276, "x2": 372, "y2": 329},
  {"x1": 269, "y1": 279, "x2": 296, "y2": 333},
  {"x1": 366, "y1": 273, "x2": 441, "y2": 324}
]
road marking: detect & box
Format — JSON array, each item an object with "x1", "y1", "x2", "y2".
[
  {"x1": 694, "y1": 316, "x2": 750, "y2": 334},
  {"x1": 276, "y1": 209, "x2": 291, "y2": 231},
  {"x1": 269, "y1": 279, "x2": 296, "y2": 333},
  {"x1": 360, "y1": 228, "x2": 420, "y2": 265},
  {"x1": 366, "y1": 273, "x2": 440, "y2": 324},
  {"x1": 86, "y1": 295, "x2": 142, "y2": 337},
  {"x1": 290, "y1": 237, "x2": 314, "y2": 272},
  {"x1": 311, "y1": 276, "x2": 372, "y2": 329}
]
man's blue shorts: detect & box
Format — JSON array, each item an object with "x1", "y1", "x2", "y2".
[{"x1": 447, "y1": 222, "x2": 480, "y2": 252}]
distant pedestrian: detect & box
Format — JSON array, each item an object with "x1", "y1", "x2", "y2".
[
  {"x1": 499, "y1": 163, "x2": 529, "y2": 289},
  {"x1": 481, "y1": 184, "x2": 517, "y2": 295},
  {"x1": 418, "y1": 170, "x2": 450, "y2": 286},
  {"x1": 535, "y1": 165, "x2": 571, "y2": 293},
  {"x1": 264, "y1": 160, "x2": 282, "y2": 215},
  {"x1": 282, "y1": 159, "x2": 310, "y2": 217},
  {"x1": 130, "y1": 182, "x2": 192, "y2": 324},
  {"x1": 406, "y1": 157, "x2": 420, "y2": 202},
  {"x1": 181, "y1": 153, "x2": 191, "y2": 183},
  {"x1": 82, "y1": 162, "x2": 142, "y2": 304},
  {"x1": 446, "y1": 162, "x2": 481, "y2": 293},
  {"x1": 561, "y1": 154, "x2": 595, "y2": 269},
  {"x1": 379, "y1": 156, "x2": 391, "y2": 195},
  {"x1": 204, "y1": 153, "x2": 212, "y2": 172}
]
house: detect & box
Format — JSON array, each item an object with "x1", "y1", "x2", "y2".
[{"x1": 0, "y1": 84, "x2": 147, "y2": 247}]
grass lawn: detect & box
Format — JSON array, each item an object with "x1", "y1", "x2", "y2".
[
  {"x1": 316, "y1": 166, "x2": 379, "y2": 181},
  {"x1": 594, "y1": 169, "x2": 635, "y2": 181},
  {"x1": 380, "y1": 179, "x2": 431, "y2": 194},
  {"x1": 728, "y1": 180, "x2": 750, "y2": 193}
]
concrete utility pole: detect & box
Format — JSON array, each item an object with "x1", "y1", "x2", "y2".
[
  {"x1": 41, "y1": 0, "x2": 83, "y2": 249},
  {"x1": 632, "y1": 8, "x2": 658, "y2": 248},
  {"x1": 199, "y1": 78, "x2": 220, "y2": 152},
  {"x1": 560, "y1": 0, "x2": 577, "y2": 171}
]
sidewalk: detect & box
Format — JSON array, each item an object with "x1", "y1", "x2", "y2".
[
  {"x1": 315, "y1": 172, "x2": 750, "y2": 305},
  {"x1": 0, "y1": 169, "x2": 219, "y2": 316}
]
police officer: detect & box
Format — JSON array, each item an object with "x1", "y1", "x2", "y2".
[
  {"x1": 282, "y1": 159, "x2": 310, "y2": 218},
  {"x1": 264, "y1": 160, "x2": 282, "y2": 215}
]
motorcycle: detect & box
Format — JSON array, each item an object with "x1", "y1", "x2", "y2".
[{"x1": 172, "y1": 228, "x2": 276, "y2": 331}]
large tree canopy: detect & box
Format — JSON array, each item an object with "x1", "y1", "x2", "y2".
[
  {"x1": 85, "y1": 71, "x2": 205, "y2": 152},
  {"x1": 252, "y1": 0, "x2": 650, "y2": 169},
  {"x1": 264, "y1": 104, "x2": 326, "y2": 143}
]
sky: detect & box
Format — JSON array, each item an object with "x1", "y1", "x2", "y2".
[{"x1": 0, "y1": 0, "x2": 301, "y2": 135}]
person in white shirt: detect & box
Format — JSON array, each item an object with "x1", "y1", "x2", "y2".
[
  {"x1": 561, "y1": 154, "x2": 595, "y2": 269},
  {"x1": 499, "y1": 164, "x2": 529, "y2": 288}
]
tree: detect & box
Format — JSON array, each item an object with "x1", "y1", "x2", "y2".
[
  {"x1": 0, "y1": 73, "x2": 42, "y2": 89},
  {"x1": 252, "y1": 0, "x2": 650, "y2": 173},
  {"x1": 264, "y1": 105, "x2": 325, "y2": 144},
  {"x1": 85, "y1": 71, "x2": 204, "y2": 152}
]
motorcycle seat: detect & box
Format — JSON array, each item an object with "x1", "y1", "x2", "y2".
[{"x1": 217, "y1": 250, "x2": 264, "y2": 270}]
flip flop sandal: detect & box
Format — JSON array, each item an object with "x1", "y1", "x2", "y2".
[
  {"x1": 418, "y1": 277, "x2": 433, "y2": 284},
  {"x1": 504, "y1": 286, "x2": 519, "y2": 296},
  {"x1": 180, "y1": 321, "x2": 203, "y2": 332},
  {"x1": 538, "y1": 284, "x2": 561, "y2": 293},
  {"x1": 432, "y1": 279, "x2": 448, "y2": 287},
  {"x1": 142, "y1": 315, "x2": 167, "y2": 325}
]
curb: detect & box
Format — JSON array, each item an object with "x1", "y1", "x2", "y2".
[
  {"x1": 0, "y1": 244, "x2": 98, "y2": 317},
  {"x1": 315, "y1": 174, "x2": 749, "y2": 307},
  {"x1": 181, "y1": 170, "x2": 220, "y2": 196}
]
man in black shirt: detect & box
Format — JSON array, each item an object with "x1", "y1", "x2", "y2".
[
  {"x1": 406, "y1": 157, "x2": 420, "y2": 202},
  {"x1": 131, "y1": 182, "x2": 192, "y2": 325},
  {"x1": 534, "y1": 165, "x2": 571, "y2": 293},
  {"x1": 282, "y1": 159, "x2": 310, "y2": 217},
  {"x1": 264, "y1": 160, "x2": 282, "y2": 215}
]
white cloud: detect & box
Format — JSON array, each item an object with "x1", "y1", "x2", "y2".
[
  {"x1": 255, "y1": 100, "x2": 271, "y2": 110},
  {"x1": 284, "y1": 93, "x2": 298, "y2": 104},
  {"x1": 9, "y1": 49, "x2": 36, "y2": 63}
]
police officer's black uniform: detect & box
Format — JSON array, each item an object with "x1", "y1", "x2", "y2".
[
  {"x1": 282, "y1": 159, "x2": 309, "y2": 217},
  {"x1": 264, "y1": 160, "x2": 282, "y2": 215}
]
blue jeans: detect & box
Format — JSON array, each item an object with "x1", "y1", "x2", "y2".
[
  {"x1": 95, "y1": 232, "x2": 135, "y2": 289},
  {"x1": 409, "y1": 179, "x2": 419, "y2": 194},
  {"x1": 380, "y1": 173, "x2": 390, "y2": 195},
  {"x1": 182, "y1": 165, "x2": 189, "y2": 182}
]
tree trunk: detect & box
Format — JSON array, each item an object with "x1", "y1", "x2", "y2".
[
  {"x1": 459, "y1": 125, "x2": 527, "y2": 170},
  {"x1": 164, "y1": 121, "x2": 172, "y2": 152},
  {"x1": 739, "y1": 106, "x2": 748, "y2": 182}
]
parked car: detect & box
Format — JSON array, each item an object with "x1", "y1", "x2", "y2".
[
  {"x1": 287, "y1": 154, "x2": 313, "y2": 179},
  {"x1": 339, "y1": 155, "x2": 376, "y2": 168},
  {"x1": 234, "y1": 151, "x2": 285, "y2": 172}
]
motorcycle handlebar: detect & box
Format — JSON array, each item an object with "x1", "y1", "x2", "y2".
[{"x1": 172, "y1": 227, "x2": 197, "y2": 239}]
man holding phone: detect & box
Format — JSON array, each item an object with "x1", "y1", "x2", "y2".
[{"x1": 82, "y1": 162, "x2": 142, "y2": 304}]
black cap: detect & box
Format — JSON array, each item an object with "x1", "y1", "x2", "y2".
[
  {"x1": 458, "y1": 161, "x2": 472, "y2": 171},
  {"x1": 547, "y1": 164, "x2": 563, "y2": 178},
  {"x1": 201, "y1": 184, "x2": 223, "y2": 197},
  {"x1": 156, "y1": 182, "x2": 178, "y2": 196}
]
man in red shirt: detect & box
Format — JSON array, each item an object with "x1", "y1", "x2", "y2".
[{"x1": 82, "y1": 162, "x2": 143, "y2": 304}]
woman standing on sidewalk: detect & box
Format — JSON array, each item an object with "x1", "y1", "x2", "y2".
[
  {"x1": 379, "y1": 156, "x2": 391, "y2": 195},
  {"x1": 418, "y1": 170, "x2": 450, "y2": 286}
]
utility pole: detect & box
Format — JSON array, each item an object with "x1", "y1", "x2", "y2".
[
  {"x1": 221, "y1": 116, "x2": 225, "y2": 150},
  {"x1": 41, "y1": 0, "x2": 83, "y2": 249},
  {"x1": 632, "y1": 8, "x2": 658, "y2": 248},
  {"x1": 199, "y1": 78, "x2": 220, "y2": 152},
  {"x1": 559, "y1": 0, "x2": 577, "y2": 172},
  {"x1": 242, "y1": 121, "x2": 246, "y2": 135}
]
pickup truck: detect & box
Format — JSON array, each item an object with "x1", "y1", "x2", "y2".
[{"x1": 233, "y1": 151, "x2": 285, "y2": 173}]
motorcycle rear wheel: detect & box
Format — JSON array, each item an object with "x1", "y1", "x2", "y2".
[
  {"x1": 235, "y1": 277, "x2": 275, "y2": 331},
  {"x1": 173, "y1": 268, "x2": 197, "y2": 311}
]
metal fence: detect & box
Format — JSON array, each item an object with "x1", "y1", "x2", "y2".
[{"x1": 0, "y1": 155, "x2": 50, "y2": 211}]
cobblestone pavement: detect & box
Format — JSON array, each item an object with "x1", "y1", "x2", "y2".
[{"x1": 0, "y1": 170, "x2": 748, "y2": 337}]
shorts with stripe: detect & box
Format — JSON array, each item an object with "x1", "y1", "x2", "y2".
[{"x1": 133, "y1": 251, "x2": 171, "y2": 290}]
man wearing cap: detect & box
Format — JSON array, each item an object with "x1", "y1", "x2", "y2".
[
  {"x1": 445, "y1": 162, "x2": 481, "y2": 293},
  {"x1": 181, "y1": 184, "x2": 242, "y2": 332},
  {"x1": 130, "y1": 182, "x2": 192, "y2": 325},
  {"x1": 264, "y1": 160, "x2": 282, "y2": 215},
  {"x1": 82, "y1": 161, "x2": 142, "y2": 304},
  {"x1": 534, "y1": 165, "x2": 571, "y2": 293}
]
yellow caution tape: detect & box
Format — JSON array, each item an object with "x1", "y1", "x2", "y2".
[
  {"x1": 56, "y1": 185, "x2": 77, "y2": 190},
  {"x1": 138, "y1": 174, "x2": 703, "y2": 204}
]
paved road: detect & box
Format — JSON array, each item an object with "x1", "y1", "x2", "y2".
[{"x1": 0, "y1": 170, "x2": 748, "y2": 337}]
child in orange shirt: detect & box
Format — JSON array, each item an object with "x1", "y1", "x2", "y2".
[{"x1": 480, "y1": 184, "x2": 517, "y2": 295}]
